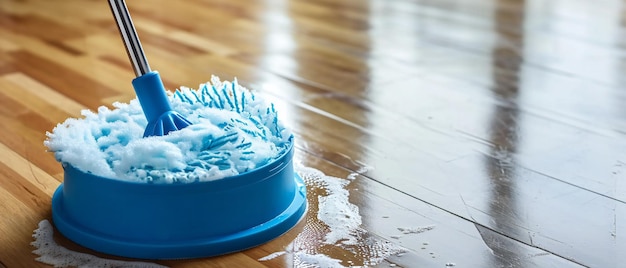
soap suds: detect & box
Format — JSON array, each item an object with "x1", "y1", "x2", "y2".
[
  {"x1": 295, "y1": 252, "x2": 343, "y2": 268},
  {"x1": 397, "y1": 225, "x2": 436, "y2": 235},
  {"x1": 260, "y1": 165, "x2": 407, "y2": 267},
  {"x1": 31, "y1": 220, "x2": 166, "y2": 268},
  {"x1": 258, "y1": 251, "x2": 287, "y2": 261},
  {"x1": 45, "y1": 76, "x2": 291, "y2": 183},
  {"x1": 317, "y1": 175, "x2": 362, "y2": 245}
]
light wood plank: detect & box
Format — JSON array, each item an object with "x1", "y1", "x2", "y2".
[
  {"x1": 0, "y1": 142, "x2": 60, "y2": 197},
  {"x1": 2, "y1": 73, "x2": 85, "y2": 116}
]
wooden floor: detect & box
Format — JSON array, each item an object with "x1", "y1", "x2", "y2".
[{"x1": 1, "y1": 0, "x2": 625, "y2": 267}]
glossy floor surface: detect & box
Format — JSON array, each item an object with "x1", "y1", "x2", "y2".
[{"x1": 0, "y1": 0, "x2": 624, "y2": 267}]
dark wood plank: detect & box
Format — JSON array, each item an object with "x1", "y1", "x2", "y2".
[{"x1": 8, "y1": 51, "x2": 119, "y2": 109}]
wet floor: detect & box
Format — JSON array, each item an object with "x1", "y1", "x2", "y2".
[{"x1": 1, "y1": 0, "x2": 626, "y2": 267}]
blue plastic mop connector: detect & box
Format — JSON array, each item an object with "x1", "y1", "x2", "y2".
[{"x1": 131, "y1": 71, "x2": 191, "y2": 137}]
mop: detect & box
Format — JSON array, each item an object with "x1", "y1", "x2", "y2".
[
  {"x1": 46, "y1": 0, "x2": 307, "y2": 259},
  {"x1": 109, "y1": 0, "x2": 191, "y2": 137}
]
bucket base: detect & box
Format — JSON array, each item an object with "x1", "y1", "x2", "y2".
[{"x1": 51, "y1": 174, "x2": 307, "y2": 260}]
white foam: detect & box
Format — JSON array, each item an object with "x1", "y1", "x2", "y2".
[
  {"x1": 295, "y1": 252, "x2": 343, "y2": 268},
  {"x1": 397, "y1": 225, "x2": 436, "y2": 235},
  {"x1": 260, "y1": 165, "x2": 407, "y2": 267},
  {"x1": 31, "y1": 220, "x2": 167, "y2": 268},
  {"x1": 317, "y1": 177, "x2": 362, "y2": 245},
  {"x1": 257, "y1": 251, "x2": 287, "y2": 261},
  {"x1": 346, "y1": 164, "x2": 373, "y2": 181}
]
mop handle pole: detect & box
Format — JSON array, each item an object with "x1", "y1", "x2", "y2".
[{"x1": 108, "y1": 0, "x2": 151, "y2": 77}]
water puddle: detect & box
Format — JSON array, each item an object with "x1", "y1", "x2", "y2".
[{"x1": 258, "y1": 165, "x2": 408, "y2": 267}]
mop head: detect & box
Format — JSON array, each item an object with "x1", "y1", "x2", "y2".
[{"x1": 45, "y1": 76, "x2": 292, "y2": 183}]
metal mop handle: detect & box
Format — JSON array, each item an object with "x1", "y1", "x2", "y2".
[
  {"x1": 108, "y1": 0, "x2": 151, "y2": 77},
  {"x1": 107, "y1": 0, "x2": 192, "y2": 137}
]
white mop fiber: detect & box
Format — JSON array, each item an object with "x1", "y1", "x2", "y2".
[{"x1": 45, "y1": 76, "x2": 291, "y2": 183}]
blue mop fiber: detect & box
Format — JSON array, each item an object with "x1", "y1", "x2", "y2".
[
  {"x1": 109, "y1": 0, "x2": 191, "y2": 137},
  {"x1": 45, "y1": 76, "x2": 291, "y2": 183}
]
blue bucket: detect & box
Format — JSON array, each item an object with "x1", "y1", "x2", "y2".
[{"x1": 51, "y1": 141, "x2": 306, "y2": 259}]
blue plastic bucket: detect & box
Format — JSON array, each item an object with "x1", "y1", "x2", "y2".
[{"x1": 51, "y1": 141, "x2": 306, "y2": 259}]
